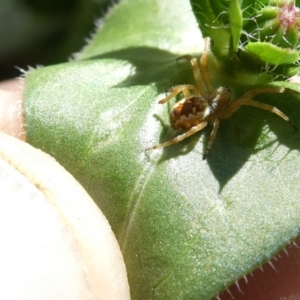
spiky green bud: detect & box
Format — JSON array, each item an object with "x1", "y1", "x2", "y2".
[{"x1": 242, "y1": 0, "x2": 300, "y2": 65}]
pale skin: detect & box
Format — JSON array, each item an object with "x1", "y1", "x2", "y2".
[
  {"x1": 147, "y1": 38, "x2": 295, "y2": 159},
  {"x1": 0, "y1": 79, "x2": 25, "y2": 141}
]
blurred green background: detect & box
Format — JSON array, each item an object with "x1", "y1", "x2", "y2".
[{"x1": 0, "y1": 0, "x2": 110, "y2": 81}]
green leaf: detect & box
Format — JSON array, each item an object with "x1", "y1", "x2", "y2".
[
  {"x1": 24, "y1": 0, "x2": 300, "y2": 299},
  {"x1": 189, "y1": 0, "x2": 231, "y2": 58},
  {"x1": 245, "y1": 42, "x2": 299, "y2": 65},
  {"x1": 229, "y1": 0, "x2": 243, "y2": 52}
]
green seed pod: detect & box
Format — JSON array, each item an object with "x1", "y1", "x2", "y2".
[{"x1": 243, "y1": 6, "x2": 279, "y2": 39}]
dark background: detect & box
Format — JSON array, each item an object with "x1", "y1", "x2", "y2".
[{"x1": 0, "y1": 0, "x2": 111, "y2": 81}]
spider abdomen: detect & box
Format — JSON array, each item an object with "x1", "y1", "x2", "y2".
[{"x1": 170, "y1": 96, "x2": 209, "y2": 130}]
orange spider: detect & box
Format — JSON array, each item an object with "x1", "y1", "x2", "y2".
[{"x1": 147, "y1": 38, "x2": 295, "y2": 159}]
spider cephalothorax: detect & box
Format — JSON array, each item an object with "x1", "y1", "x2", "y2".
[{"x1": 147, "y1": 38, "x2": 294, "y2": 159}]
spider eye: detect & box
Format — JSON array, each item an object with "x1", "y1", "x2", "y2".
[{"x1": 172, "y1": 110, "x2": 179, "y2": 117}]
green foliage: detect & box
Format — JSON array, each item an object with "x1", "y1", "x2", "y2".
[
  {"x1": 24, "y1": 0, "x2": 300, "y2": 299},
  {"x1": 229, "y1": 0, "x2": 243, "y2": 52},
  {"x1": 190, "y1": 0, "x2": 300, "y2": 83},
  {"x1": 244, "y1": 42, "x2": 299, "y2": 65}
]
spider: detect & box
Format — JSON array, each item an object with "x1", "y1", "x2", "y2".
[{"x1": 146, "y1": 37, "x2": 295, "y2": 159}]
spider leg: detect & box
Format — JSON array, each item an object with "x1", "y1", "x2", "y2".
[
  {"x1": 146, "y1": 121, "x2": 208, "y2": 151},
  {"x1": 237, "y1": 87, "x2": 285, "y2": 101},
  {"x1": 203, "y1": 118, "x2": 220, "y2": 159},
  {"x1": 177, "y1": 55, "x2": 207, "y2": 96},
  {"x1": 200, "y1": 37, "x2": 214, "y2": 94},
  {"x1": 159, "y1": 84, "x2": 198, "y2": 104},
  {"x1": 224, "y1": 87, "x2": 296, "y2": 129}
]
